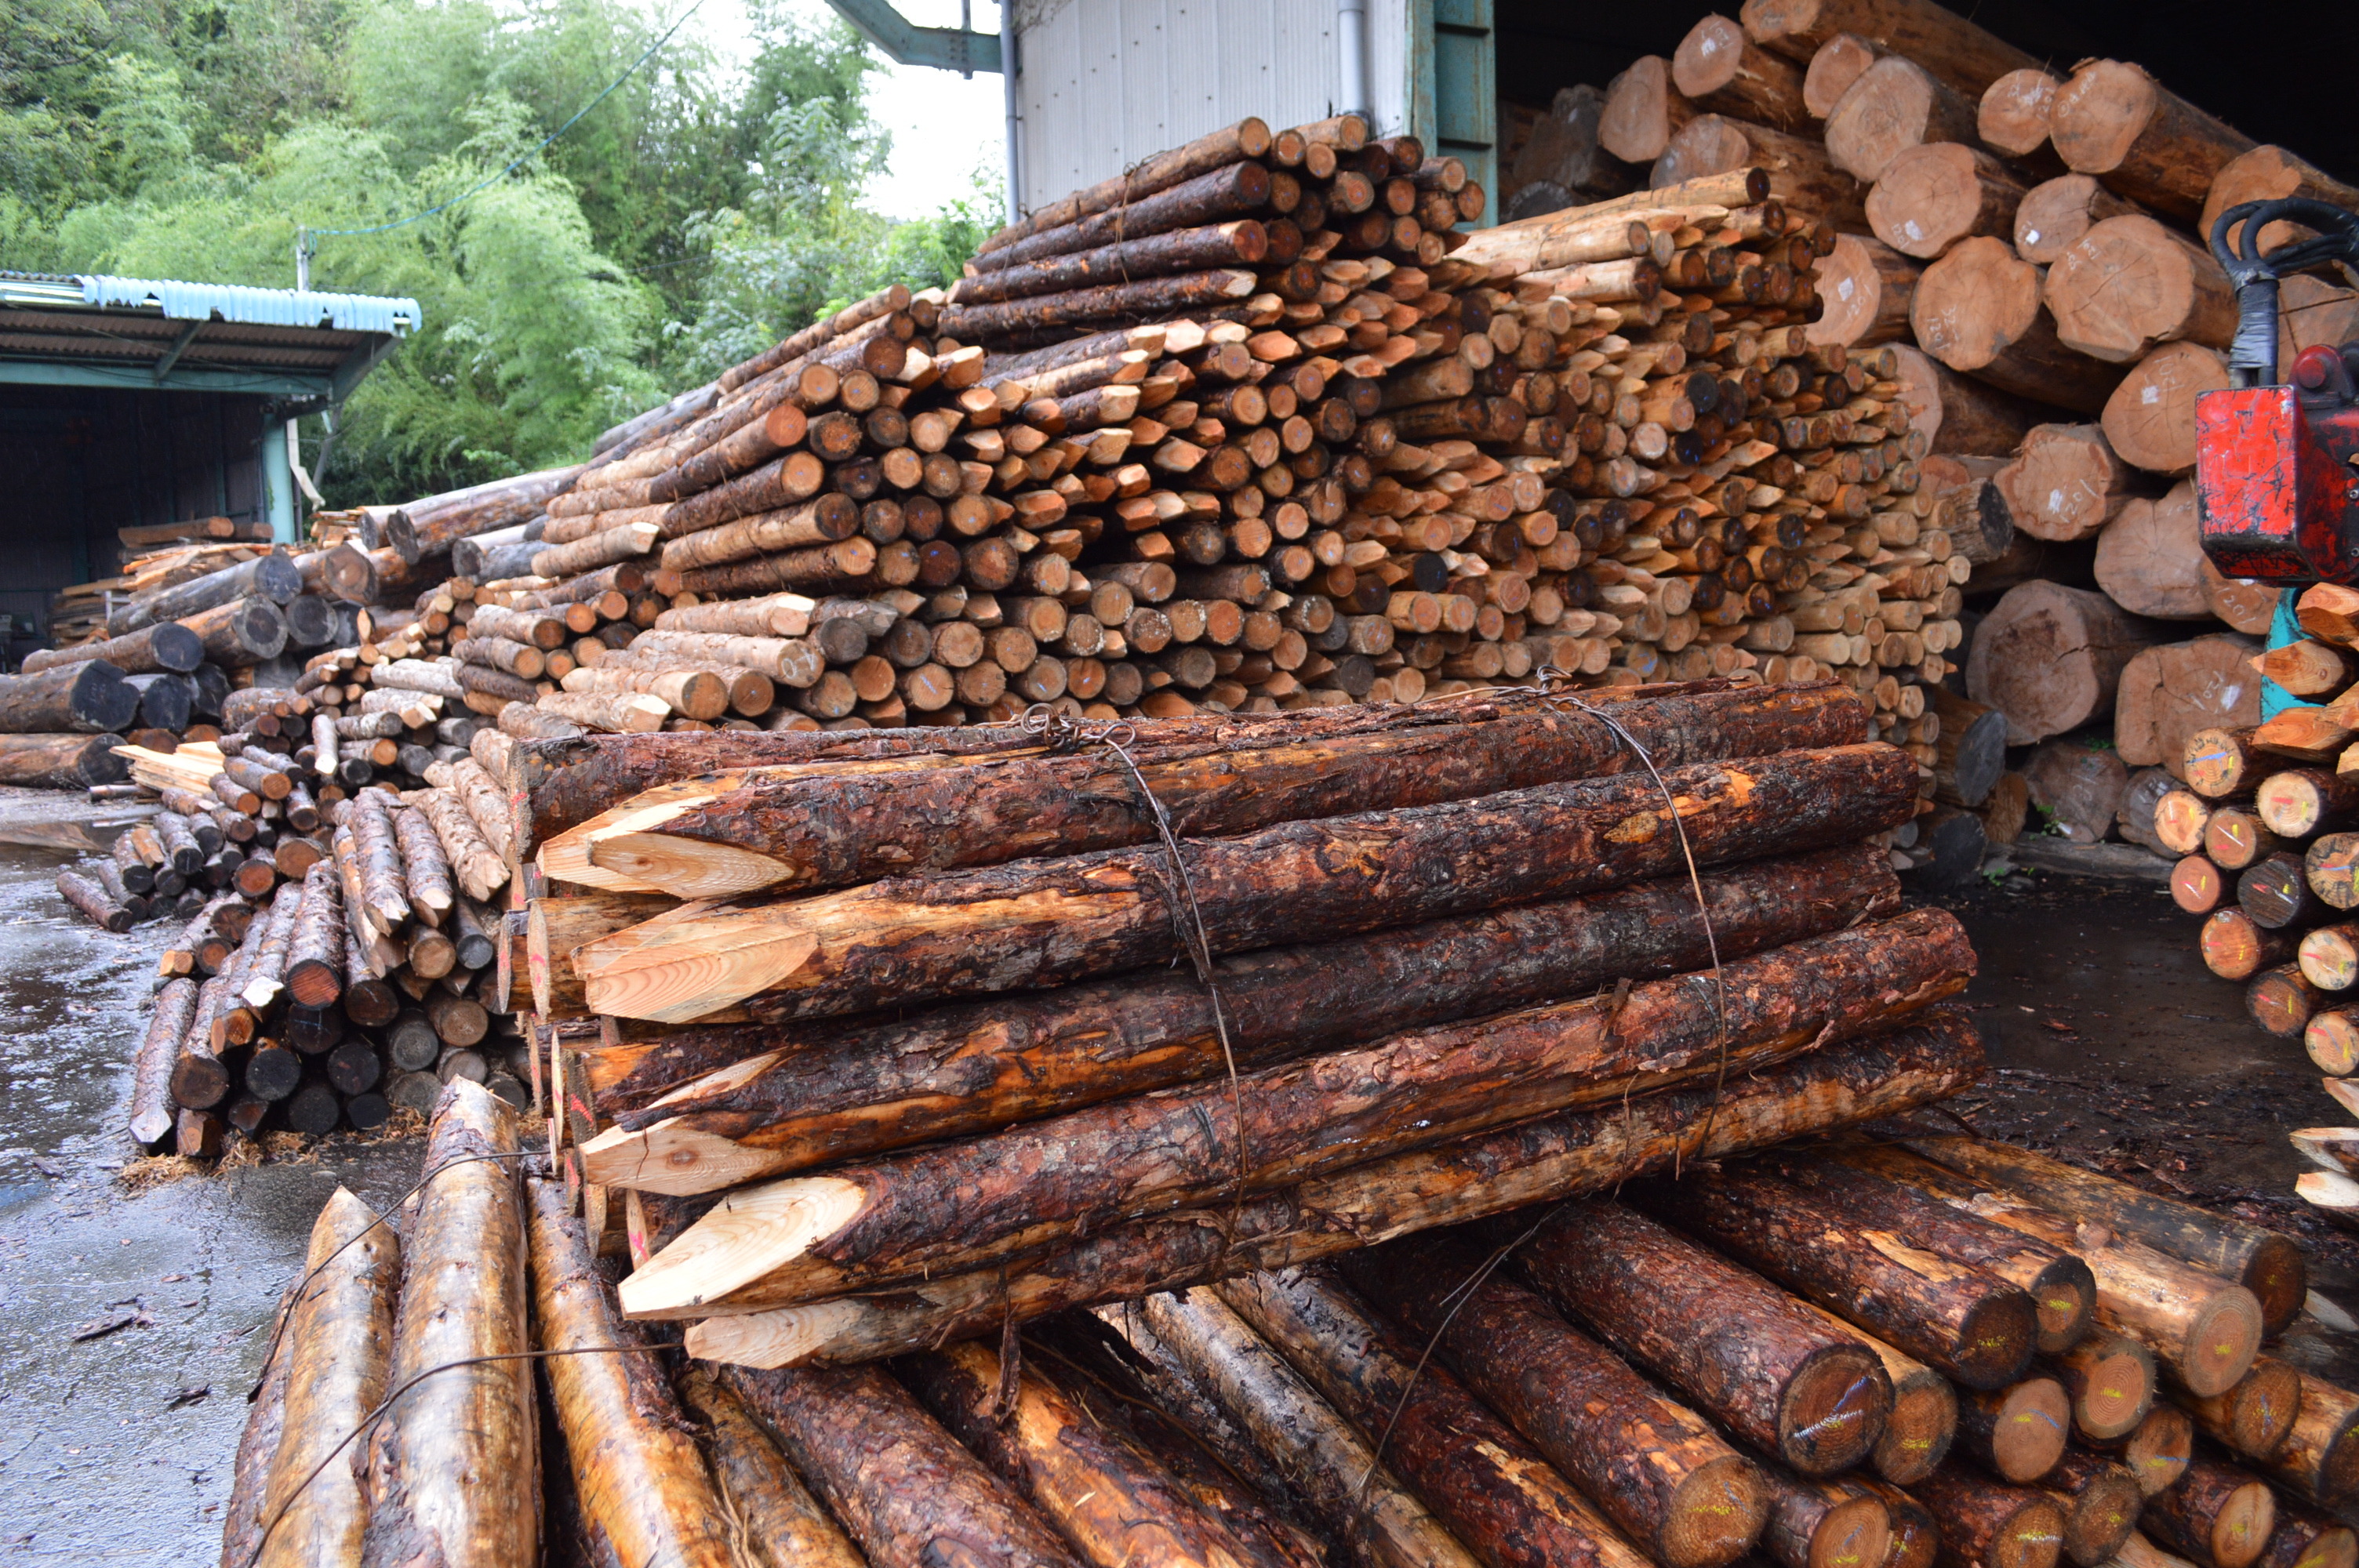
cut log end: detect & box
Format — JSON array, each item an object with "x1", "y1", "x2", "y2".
[{"x1": 1779, "y1": 1343, "x2": 1895, "y2": 1475}]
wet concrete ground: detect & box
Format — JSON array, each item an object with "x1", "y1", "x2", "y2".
[{"x1": 0, "y1": 811, "x2": 2354, "y2": 1559}]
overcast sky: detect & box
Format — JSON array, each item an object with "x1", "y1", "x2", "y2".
[{"x1": 692, "y1": 0, "x2": 1009, "y2": 220}]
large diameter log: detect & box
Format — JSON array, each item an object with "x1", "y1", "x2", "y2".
[
  {"x1": 1674, "y1": 13, "x2": 1807, "y2": 126},
  {"x1": 1214, "y1": 1268, "x2": 1659, "y2": 1568},
  {"x1": 898, "y1": 1338, "x2": 1302, "y2": 1568},
  {"x1": 1601, "y1": 56, "x2": 1696, "y2": 164},
  {"x1": 1107, "y1": 1287, "x2": 1485, "y2": 1568},
  {"x1": 2113, "y1": 636, "x2": 2263, "y2": 775},
  {"x1": 2103, "y1": 345, "x2": 2230, "y2": 476},
  {"x1": 1830, "y1": 1147, "x2": 2267, "y2": 1399},
  {"x1": 112, "y1": 551, "x2": 302, "y2": 633},
  {"x1": 1868, "y1": 143, "x2": 2025, "y2": 260},
  {"x1": 1913, "y1": 237, "x2": 2125, "y2": 412},
  {"x1": 722, "y1": 1362, "x2": 1083, "y2": 1568},
  {"x1": 587, "y1": 844, "x2": 1901, "y2": 1192},
  {"x1": 2045, "y1": 217, "x2": 2237, "y2": 364},
  {"x1": 1825, "y1": 56, "x2": 1978, "y2": 182},
  {"x1": 1903, "y1": 1136, "x2": 2307, "y2": 1336},
  {"x1": 522, "y1": 1178, "x2": 736, "y2": 1568},
  {"x1": 673, "y1": 1367, "x2": 865, "y2": 1568},
  {"x1": 679, "y1": 1011, "x2": 1985, "y2": 1370},
  {"x1": 2262, "y1": 1367, "x2": 2359, "y2": 1504},
  {"x1": 2098, "y1": 486, "x2": 2212, "y2": 619},
  {"x1": 1347, "y1": 1236, "x2": 1771, "y2": 1568},
  {"x1": 1981, "y1": 69, "x2": 2063, "y2": 158},
  {"x1": 574, "y1": 742, "x2": 1924, "y2": 1025},
  {"x1": 0, "y1": 732, "x2": 127, "y2": 788},
  {"x1": 0, "y1": 660, "x2": 136, "y2": 735},
  {"x1": 20, "y1": 621, "x2": 204, "y2": 676},
  {"x1": 1787, "y1": 1301, "x2": 1958, "y2": 1484},
  {"x1": 1514, "y1": 1200, "x2": 1893, "y2": 1474},
  {"x1": 183, "y1": 597, "x2": 289, "y2": 666},
  {"x1": 1968, "y1": 581, "x2": 2161, "y2": 745},
  {"x1": 617, "y1": 909, "x2": 1973, "y2": 1312},
  {"x1": 2048, "y1": 62, "x2": 2255, "y2": 220},
  {"x1": 386, "y1": 464, "x2": 584, "y2": 563},
  {"x1": 1737, "y1": 0, "x2": 2040, "y2": 100},
  {"x1": 1996, "y1": 425, "x2": 2138, "y2": 543},
  {"x1": 1628, "y1": 1167, "x2": 2039, "y2": 1388},
  {"x1": 580, "y1": 679, "x2": 1870, "y2": 898},
  {"x1": 1899, "y1": 351, "x2": 2039, "y2": 456},
  {"x1": 1811, "y1": 234, "x2": 1920, "y2": 347},
  {"x1": 2016, "y1": 176, "x2": 2145, "y2": 267},
  {"x1": 2202, "y1": 146, "x2": 2359, "y2": 257},
  {"x1": 1652, "y1": 114, "x2": 1866, "y2": 227},
  {"x1": 358, "y1": 1080, "x2": 535, "y2": 1567},
  {"x1": 255, "y1": 1187, "x2": 398, "y2": 1568},
  {"x1": 1751, "y1": 1150, "x2": 2096, "y2": 1352}
]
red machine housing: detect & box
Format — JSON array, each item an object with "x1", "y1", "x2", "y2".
[{"x1": 2197, "y1": 358, "x2": 2359, "y2": 583}]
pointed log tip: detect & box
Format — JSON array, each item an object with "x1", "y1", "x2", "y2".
[
  {"x1": 684, "y1": 1298, "x2": 860, "y2": 1368},
  {"x1": 588, "y1": 833, "x2": 800, "y2": 898},
  {"x1": 618, "y1": 1174, "x2": 865, "y2": 1316},
  {"x1": 582, "y1": 1120, "x2": 794, "y2": 1196}
]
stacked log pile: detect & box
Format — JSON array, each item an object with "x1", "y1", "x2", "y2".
[
  {"x1": 111, "y1": 713, "x2": 531, "y2": 1156},
  {"x1": 228, "y1": 1079, "x2": 2352, "y2": 1568},
  {"x1": 1504, "y1": 0, "x2": 2359, "y2": 877}
]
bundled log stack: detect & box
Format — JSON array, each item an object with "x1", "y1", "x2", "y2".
[
  {"x1": 113, "y1": 728, "x2": 530, "y2": 1157},
  {"x1": 228, "y1": 1076, "x2": 2351, "y2": 1568}
]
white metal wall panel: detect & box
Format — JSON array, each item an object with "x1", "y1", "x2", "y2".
[{"x1": 1012, "y1": 0, "x2": 1398, "y2": 216}]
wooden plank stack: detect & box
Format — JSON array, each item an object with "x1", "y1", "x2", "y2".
[{"x1": 227, "y1": 1073, "x2": 2350, "y2": 1568}]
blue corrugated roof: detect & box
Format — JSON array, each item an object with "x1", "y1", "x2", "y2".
[{"x1": 51, "y1": 274, "x2": 423, "y2": 334}]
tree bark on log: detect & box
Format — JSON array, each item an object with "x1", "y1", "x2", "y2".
[
  {"x1": 129, "y1": 976, "x2": 196, "y2": 1147},
  {"x1": 616, "y1": 909, "x2": 1972, "y2": 1312},
  {"x1": 2260, "y1": 1367, "x2": 2359, "y2": 1504},
  {"x1": 573, "y1": 742, "x2": 1922, "y2": 1025},
  {"x1": 1345, "y1": 1236, "x2": 1771, "y2": 1568},
  {"x1": 0, "y1": 661, "x2": 137, "y2": 735},
  {"x1": 1749, "y1": 1150, "x2": 2096, "y2": 1351},
  {"x1": 977, "y1": 118, "x2": 1275, "y2": 255},
  {"x1": 1786, "y1": 1300, "x2": 1958, "y2": 1484},
  {"x1": 2045, "y1": 217, "x2": 2237, "y2": 364},
  {"x1": 954, "y1": 221, "x2": 1271, "y2": 307},
  {"x1": 1910, "y1": 1463, "x2": 2069, "y2": 1568},
  {"x1": 0, "y1": 732, "x2": 127, "y2": 789},
  {"x1": 1759, "y1": 1472, "x2": 1892, "y2": 1568},
  {"x1": 723, "y1": 1361, "x2": 1084, "y2": 1568},
  {"x1": 522, "y1": 1178, "x2": 737, "y2": 1568},
  {"x1": 387, "y1": 465, "x2": 585, "y2": 564},
  {"x1": 2045, "y1": 1449, "x2": 2143, "y2": 1567},
  {"x1": 2139, "y1": 1457, "x2": 2275, "y2": 1568},
  {"x1": 255, "y1": 1186, "x2": 398, "y2": 1568},
  {"x1": 2181, "y1": 1357, "x2": 2303, "y2": 1460},
  {"x1": 2049, "y1": 61, "x2": 2256, "y2": 220},
  {"x1": 1902, "y1": 1135, "x2": 2307, "y2": 1335},
  {"x1": 1827, "y1": 1146, "x2": 2267, "y2": 1397},
  {"x1": 1627, "y1": 1166, "x2": 2040, "y2": 1388},
  {"x1": 1738, "y1": 0, "x2": 2040, "y2": 100},
  {"x1": 1214, "y1": 1268, "x2": 1659, "y2": 1568},
  {"x1": 586, "y1": 844, "x2": 1900, "y2": 1191},
  {"x1": 358, "y1": 1080, "x2": 535, "y2": 1568},
  {"x1": 2253, "y1": 1502, "x2": 2356, "y2": 1568},
  {"x1": 898, "y1": 1338, "x2": 1297, "y2": 1568},
  {"x1": 220, "y1": 1287, "x2": 296, "y2": 1568},
  {"x1": 576, "y1": 680, "x2": 1870, "y2": 898},
  {"x1": 1901, "y1": 353, "x2": 2039, "y2": 456},
  {"x1": 1512, "y1": 1200, "x2": 1893, "y2": 1474},
  {"x1": 972, "y1": 164, "x2": 1276, "y2": 276},
  {"x1": 1675, "y1": 13, "x2": 1807, "y2": 127},
  {"x1": 21, "y1": 621, "x2": 204, "y2": 676},
  {"x1": 941, "y1": 270, "x2": 1262, "y2": 343},
  {"x1": 1968, "y1": 581, "x2": 2161, "y2": 745},
  {"x1": 1825, "y1": 56, "x2": 1979, "y2": 182},
  {"x1": 1913, "y1": 237, "x2": 2126, "y2": 412},
  {"x1": 111, "y1": 552, "x2": 302, "y2": 634},
  {"x1": 2114, "y1": 636, "x2": 2264, "y2": 774},
  {"x1": 1101, "y1": 1287, "x2": 1487, "y2": 1568},
  {"x1": 673, "y1": 1367, "x2": 867, "y2": 1568},
  {"x1": 678, "y1": 1011, "x2": 1985, "y2": 1370},
  {"x1": 1868, "y1": 143, "x2": 2023, "y2": 260}
]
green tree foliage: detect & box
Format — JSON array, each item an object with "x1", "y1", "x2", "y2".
[{"x1": 0, "y1": 0, "x2": 985, "y2": 506}]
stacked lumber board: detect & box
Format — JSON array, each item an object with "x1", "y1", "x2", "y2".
[
  {"x1": 226, "y1": 1073, "x2": 2350, "y2": 1568},
  {"x1": 112, "y1": 716, "x2": 530, "y2": 1156},
  {"x1": 1556, "y1": 0, "x2": 2354, "y2": 865}
]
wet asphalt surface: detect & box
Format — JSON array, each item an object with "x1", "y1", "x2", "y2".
[{"x1": 0, "y1": 806, "x2": 2355, "y2": 1559}]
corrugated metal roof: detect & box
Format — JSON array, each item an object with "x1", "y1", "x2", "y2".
[{"x1": 82, "y1": 275, "x2": 421, "y2": 334}]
